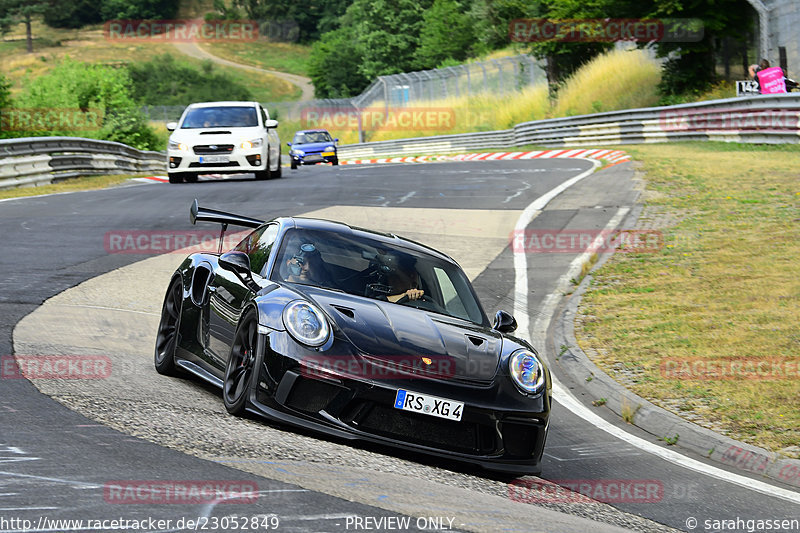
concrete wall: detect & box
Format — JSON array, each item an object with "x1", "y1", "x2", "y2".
[{"x1": 766, "y1": 0, "x2": 800, "y2": 77}]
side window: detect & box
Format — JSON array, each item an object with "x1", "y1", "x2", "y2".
[
  {"x1": 433, "y1": 267, "x2": 469, "y2": 320},
  {"x1": 233, "y1": 224, "x2": 279, "y2": 276}
]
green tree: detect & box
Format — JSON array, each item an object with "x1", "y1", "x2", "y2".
[
  {"x1": 308, "y1": 25, "x2": 370, "y2": 97},
  {"x1": 648, "y1": 0, "x2": 755, "y2": 96},
  {"x1": 415, "y1": 0, "x2": 475, "y2": 70},
  {"x1": 233, "y1": 0, "x2": 352, "y2": 42},
  {"x1": 0, "y1": 0, "x2": 49, "y2": 53},
  {"x1": 100, "y1": 0, "x2": 180, "y2": 20},
  {"x1": 42, "y1": 0, "x2": 103, "y2": 28},
  {"x1": 347, "y1": 0, "x2": 433, "y2": 80}
]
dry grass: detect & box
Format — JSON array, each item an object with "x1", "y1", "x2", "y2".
[
  {"x1": 0, "y1": 174, "x2": 140, "y2": 200},
  {"x1": 284, "y1": 49, "x2": 662, "y2": 146},
  {"x1": 576, "y1": 143, "x2": 800, "y2": 452},
  {"x1": 553, "y1": 48, "x2": 662, "y2": 117}
]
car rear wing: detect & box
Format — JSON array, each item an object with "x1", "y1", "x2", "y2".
[{"x1": 190, "y1": 199, "x2": 265, "y2": 253}]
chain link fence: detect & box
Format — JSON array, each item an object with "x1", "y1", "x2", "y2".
[{"x1": 139, "y1": 54, "x2": 544, "y2": 127}]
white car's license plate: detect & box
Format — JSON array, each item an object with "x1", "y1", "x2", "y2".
[
  {"x1": 199, "y1": 155, "x2": 230, "y2": 164},
  {"x1": 394, "y1": 389, "x2": 463, "y2": 421}
]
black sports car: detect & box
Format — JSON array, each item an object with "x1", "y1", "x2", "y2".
[{"x1": 154, "y1": 200, "x2": 551, "y2": 474}]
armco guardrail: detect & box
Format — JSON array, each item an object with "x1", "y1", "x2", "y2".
[
  {"x1": 3, "y1": 95, "x2": 798, "y2": 189},
  {"x1": 0, "y1": 137, "x2": 164, "y2": 190},
  {"x1": 338, "y1": 94, "x2": 800, "y2": 159}
]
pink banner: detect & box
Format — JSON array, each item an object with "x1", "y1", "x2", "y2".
[{"x1": 756, "y1": 67, "x2": 787, "y2": 94}]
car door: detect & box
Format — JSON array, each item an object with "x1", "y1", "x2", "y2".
[{"x1": 206, "y1": 224, "x2": 279, "y2": 375}]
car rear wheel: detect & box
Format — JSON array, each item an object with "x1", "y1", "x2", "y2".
[
  {"x1": 223, "y1": 310, "x2": 259, "y2": 415},
  {"x1": 154, "y1": 278, "x2": 183, "y2": 375}
]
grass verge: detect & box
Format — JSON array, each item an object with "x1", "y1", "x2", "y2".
[
  {"x1": 575, "y1": 142, "x2": 800, "y2": 453},
  {"x1": 0, "y1": 174, "x2": 139, "y2": 200},
  {"x1": 199, "y1": 41, "x2": 312, "y2": 77}
]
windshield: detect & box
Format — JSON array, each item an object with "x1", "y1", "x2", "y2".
[
  {"x1": 181, "y1": 106, "x2": 259, "y2": 129},
  {"x1": 293, "y1": 131, "x2": 332, "y2": 144},
  {"x1": 271, "y1": 228, "x2": 488, "y2": 325}
]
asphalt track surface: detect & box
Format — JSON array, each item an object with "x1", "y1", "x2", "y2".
[{"x1": 1, "y1": 160, "x2": 799, "y2": 532}]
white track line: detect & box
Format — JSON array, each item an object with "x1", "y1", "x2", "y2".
[{"x1": 513, "y1": 162, "x2": 800, "y2": 505}]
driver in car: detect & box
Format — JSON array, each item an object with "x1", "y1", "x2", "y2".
[
  {"x1": 285, "y1": 243, "x2": 329, "y2": 285},
  {"x1": 381, "y1": 252, "x2": 424, "y2": 303}
]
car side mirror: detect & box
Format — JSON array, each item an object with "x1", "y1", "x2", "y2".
[
  {"x1": 219, "y1": 251, "x2": 253, "y2": 281},
  {"x1": 334, "y1": 138, "x2": 339, "y2": 144},
  {"x1": 166, "y1": 122, "x2": 177, "y2": 131},
  {"x1": 493, "y1": 310, "x2": 517, "y2": 333},
  {"x1": 286, "y1": 142, "x2": 292, "y2": 147},
  {"x1": 264, "y1": 119, "x2": 279, "y2": 129}
]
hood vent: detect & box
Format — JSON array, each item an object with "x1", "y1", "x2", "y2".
[{"x1": 200, "y1": 130, "x2": 231, "y2": 135}]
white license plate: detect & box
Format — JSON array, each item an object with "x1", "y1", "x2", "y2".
[
  {"x1": 199, "y1": 155, "x2": 230, "y2": 164},
  {"x1": 394, "y1": 389, "x2": 463, "y2": 421}
]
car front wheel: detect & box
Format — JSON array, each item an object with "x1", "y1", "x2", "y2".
[
  {"x1": 223, "y1": 310, "x2": 259, "y2": 415},
  {"x1": 154, "y1": 278, "x2": 183, "y2": 375},
  {"x1": 167, "y1": 172, "x2": 184, "y2": 184}
]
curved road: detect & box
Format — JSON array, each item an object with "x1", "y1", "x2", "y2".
[
  {"x1": 2, "y1": 161, "x2": 799, "y2": 532},
  {"x1": 173, "y1": 42, "x2": 315, "y2": 101}
]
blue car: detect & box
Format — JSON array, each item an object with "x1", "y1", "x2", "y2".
[{"x1": 288, "y1": 129, "x2": 339, "y2": 169}]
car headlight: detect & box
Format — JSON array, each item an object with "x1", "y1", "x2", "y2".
[
  {"x1": 293, "y1": 149, "x2": 305, "y2": 156},
  {"x1": 168, "y1": 140, "x2": 188, "y2": 151},
  {"x1": 241, "y1": 138, "x2": 263, "y2": 149},
  {"x1": 508, "y1": 349, "x2": 545, "y2": 394},
  {"x1": 282, "y1": 300, "x2": 329, "y2": 347},
  {"x1": 325, "y1": 146, "x2": 335, "y2": 152}
]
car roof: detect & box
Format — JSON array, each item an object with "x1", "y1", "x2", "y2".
[
  {"x1": 294, "y1": 129, "x2": 330, "y2": 134},
  {"x1": 276, "y1": 217, "x2": 455, "y2": 264},
  {"x1": 187, "y1": 101, "x2": 260, "y2": 108}
]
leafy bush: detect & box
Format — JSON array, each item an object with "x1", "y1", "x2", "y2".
[
  {"x1": 14, "y1": 58, "x2": 160, "y2": 150},
  {"x1": 127, "y1": 54, "x2": 252, "y2": 106},
  {"x1": 100, "y1": 0, "x2": 179, "y2": 21}
]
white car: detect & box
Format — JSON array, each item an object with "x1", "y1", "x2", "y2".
[{"x1": 166, "y1": 101, "x2": 281, "y2": 184}]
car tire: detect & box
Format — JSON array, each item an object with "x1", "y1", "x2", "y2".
[
  {"x1": 272, "y1": 160, "x2": 282, "y2": 179},
  {"x1": 290, "y1": 159, "x2": 297, "y2": 170},
  {"x1": 167, "y1": 172, "x2": 184, "y2": 184},
  {"x1": 254, "y1": 169, "x2": 270, "y2": 180},
  {"x1": 184, "y1": 173, "x2": 198, "y2": 183},
  {"x1": 223, "y1": 309, "x2": 259, "y2": 416},
  {"x1": 331, "y1": 157, "x2": 339, "y2": 166},
  {"x1": 154, "y1": 278, "x2": 183, "y2": 376}
]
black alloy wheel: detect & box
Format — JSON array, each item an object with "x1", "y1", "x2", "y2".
[
  {"x1": 154, "y1": 278, "x2": 182, "y2": 375},
  {"x1": 224, "y1": 310, "x2": 259, "y2": 415}
]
